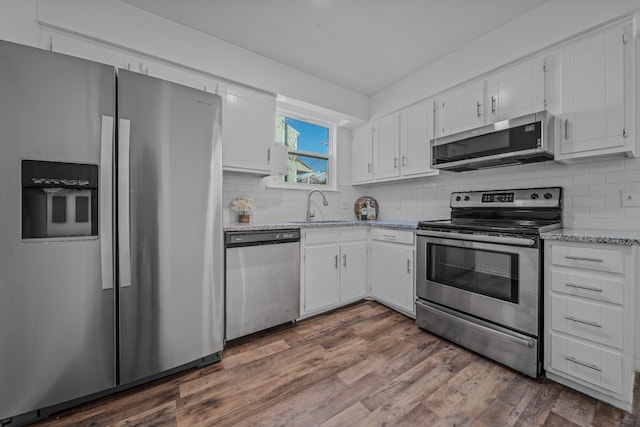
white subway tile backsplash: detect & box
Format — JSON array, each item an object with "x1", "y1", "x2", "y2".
[
  {"x1": 606, "y1": 170, "x2": 640, "y2": 184},
  {"x1": 588, "y1": 159, "x2": 626, "y2": 173},
  {"x1": 572, "y1": 196, "x2": 605, "y2": 207},
  {"x1": 606, "y1": 218, "x2": 640, "y2": 231},
  {"x1": 572, "y1": 173, "x2": 606, "y2": 185},
  {"x1": 589, "y1": 207, "x2": 626, "y2": 218},
  {"x1": 589, "y1": 183, "x2": 624, "y2": 195},
  {"x1": 222, "y1": 142, "x2": 638, "y2": 230}
]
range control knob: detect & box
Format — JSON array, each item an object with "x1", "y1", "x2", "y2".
[
  {"x1": 455, "y1": 196, "x2": 461, "y2": 202},
  {"x1": 530, "y1": 193, "x2": 539, "y2": 200},
  {"x1": 464, "y1": 196, "x2": 470, "y2": 201},
  {"x1": 544, "y1": 193, "x2": 553, "y2": 199}
]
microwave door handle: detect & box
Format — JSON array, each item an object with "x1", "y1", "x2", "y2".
[
  {"x1": 100, "y1": 116, "x2": 114, "y2": 290},
  {"x1": 118, "y1": 119, "x2": 132, "y2": 288}
]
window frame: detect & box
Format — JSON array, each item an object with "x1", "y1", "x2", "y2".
[{"x1": 269, "y1": 107, "x2": 338, "y2": 191}]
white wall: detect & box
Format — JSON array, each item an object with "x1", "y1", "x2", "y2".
[
  {"x1": 3, "y1": 0, "x2": 369, "y2": 122},
  {"x1": 370, "y1": 0, "x2": 640, "y2": 119}
]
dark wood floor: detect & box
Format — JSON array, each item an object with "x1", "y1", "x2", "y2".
[{"x1": 34, "y1": 301, "x2": 638, "y2": 426}]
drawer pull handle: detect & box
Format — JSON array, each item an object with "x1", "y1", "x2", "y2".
[
  {"x1": 343, "y1": 254, "x2": 347, "y2": 268},
  {"x1": 565, "y1": 255, "x2": 603, "y2": 263},
  {"x1": 564, "y1": 356, "x2": 602, "y2": 372},
  {"x1": 383, "y1": 234, "x2": 396, "y2": 240},
  {"x1": 565, "y1": 282, "x2": 603, "y2": 293},
  {"x1": 564, "y1": 316, "x2": 602, "y2": 328}
]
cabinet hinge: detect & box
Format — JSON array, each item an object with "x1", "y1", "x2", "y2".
[
  {"x1": 623, "y1": 128, "x2": 627, "y2": 138},
  {"x1": 543, "y1": 62, "x2": 547, "y2": 73},
  {"x1": 543, "y1": 99, "x2": 547, "y2": 107},
  {"x1": 623, "y1": 33, "x2": 628, "y2": 44}
]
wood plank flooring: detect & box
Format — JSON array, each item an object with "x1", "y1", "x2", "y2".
[{"x1": 33, "y1": 301, "x2": 638, "y2": 426}]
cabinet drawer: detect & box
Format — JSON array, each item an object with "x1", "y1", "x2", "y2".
[
  {"x1": 550, "y1": 332, "x2": 622, "y2": 394},
  {"x1": 370, "y1": 228, "x2": 414, "y2": 244},
  {"x1": 551, "y1": 294, "x2": 622, "y2": 349},
  {"x1": 305, "y1": 229, "x2": 340, "y2": 245},
  {"x1": 340, "y1": 227, "x2": 368, "y2": 242},
  {"x1": 550, "y1": 268, "x2": 623, "y2": 304},
  {"x1": 551, "y1": 245, "x2": 623, "y2": 273}
]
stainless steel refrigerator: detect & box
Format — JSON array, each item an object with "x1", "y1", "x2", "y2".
[{"x1": 0, "y1": 41, "x2": 224, "y2": 423}]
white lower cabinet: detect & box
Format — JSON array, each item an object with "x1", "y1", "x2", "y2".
[
  {"x1": 370, "y1": 228, "x2": 415, "y2": 316},
  {"x1": 301, "y1": 227, "x2": 368, "y2": 316},
  {"x1": 544, "y1": 240, "x2": 636, "y2": 411}
]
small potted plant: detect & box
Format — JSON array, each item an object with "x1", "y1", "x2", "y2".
[{"x1": 230, "y1": 197, "x2": 256, "y2": 223}]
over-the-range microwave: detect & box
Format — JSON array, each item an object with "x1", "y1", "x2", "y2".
[{"x1": 430, "y1": 110, "x2": 555, "y2": 172}]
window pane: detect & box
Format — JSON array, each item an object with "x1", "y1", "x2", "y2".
[
  {"x1": 276, "y1": 115, "x2": 329, "y2": 155},
  {"x1": 274, "y1": 154, "x2": 328, "y2": 185}
]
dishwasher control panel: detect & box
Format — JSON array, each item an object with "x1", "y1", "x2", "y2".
[{"x1": 225, "y1": 229, "x2": 301, "y2": 247}]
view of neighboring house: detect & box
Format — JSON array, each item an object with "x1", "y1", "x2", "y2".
[{"x1": 275, "y1": 115, "x2": 328, "y2": 185}]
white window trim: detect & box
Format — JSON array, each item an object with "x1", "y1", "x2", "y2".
[{"x1": 267, "y1": 107, "x2": 338, "y2": 191}]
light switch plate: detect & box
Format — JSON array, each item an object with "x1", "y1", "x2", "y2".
[{"x1": 621, "y1": 190, "x2": 640, "y2": 207}]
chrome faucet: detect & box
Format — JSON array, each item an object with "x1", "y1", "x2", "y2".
[{"x1": 306, "y1": 189, "x2": 328, "y2": 221}]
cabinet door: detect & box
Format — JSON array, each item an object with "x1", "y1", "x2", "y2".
[
  {"x1": 558, "y1": 25, "x2": 628, "y2": 158},
  {"x1": 370, "y1": 242, "x2": 414, "y2": 313},
  {"x1": 373, "y1": 114, "x2": 400, "y2": 180},
  {"x1": 339, "y1": 241, "x2": 368, "y2": 302},
  {"x1": 223, "y1": 86, "x2": 275, "y2": 174},
  {"x1": 447, "y1": 81, "x2": 484, "y2": 134},
  {"x1": 304, "y1": 243, "x2": 340, "y2": 313},
  {"x1": 351, "y1": 123, "x2": 373, "y2": 184},
  {"x1": 495, "y1": 58, "x2": 545, "y2": 121},
  {"x1": 400, "y1": 102, "x2": 434, "y2": 177}
]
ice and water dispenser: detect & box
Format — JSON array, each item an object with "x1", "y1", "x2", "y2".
[{"x1": 22, "y1": 160, "x2": 99, "y2": 240}]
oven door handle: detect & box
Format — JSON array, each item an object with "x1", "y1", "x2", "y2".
[{"x1": 417, "y1": 230, "x2": 536, "y2": 246}]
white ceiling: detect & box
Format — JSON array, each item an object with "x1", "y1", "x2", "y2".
[{"x1": 122, "y1": 0, "x2": 550, "y2": 97}]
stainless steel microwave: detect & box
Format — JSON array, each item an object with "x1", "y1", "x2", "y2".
[{"x1": 430, "y1": 110, "x2": 554, "y2": 172}]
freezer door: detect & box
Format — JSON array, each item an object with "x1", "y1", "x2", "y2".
[
  {"x1": 117, "y1": 70, "x2": 224, "y2": 384},
  {"x1": 0, "y1": 41, "x2": 116, "y2": 420}
]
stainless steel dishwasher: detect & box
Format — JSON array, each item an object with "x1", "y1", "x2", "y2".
[{"x1": 225, "y1": 229, "x2": 300, "y2": 340}]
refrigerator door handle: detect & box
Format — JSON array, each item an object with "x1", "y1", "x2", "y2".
[
  {"x1": 118, "y1": 119, "x2": 132, "y2": 288},
  {"x1": 100, "y1": 116, "x2": 114, "y2": 290}
]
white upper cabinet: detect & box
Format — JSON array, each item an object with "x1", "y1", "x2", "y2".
[
  {"x1": 555, "y1": 22, "x2": 634, "y2": 161},
  {"x1": 399, "y1": 101, "x2": 437, "y2": 177},
  {"x1": 222, "y1": 84, "x2": 276, "y2": 174},
  {"x1": 434, "y1": 80, "x2": 484, "y2": 138},
  {"x1": 351, "y1": 123, "x2": 374, "y2": 184},
  {"x1": 372, "y1": 113, "x2": 401, "y2": 180},
  {"x1": 490, "y1": 57, "x2": 545, "y2": 122},
  {"x1": 434, "y1": 57, "x2": 545, "y2": 139},
  {"x1": 352, "y1": 101, "x2": 437, "y2": 184}
]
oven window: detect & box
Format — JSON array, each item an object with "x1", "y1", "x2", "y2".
[{"x1": 427, "y1": 243, "x2": 518, "y2": 303}]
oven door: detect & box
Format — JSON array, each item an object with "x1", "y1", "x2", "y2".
[{"x1": 416, "y1": 232, "x2": 540, "y2": 336}]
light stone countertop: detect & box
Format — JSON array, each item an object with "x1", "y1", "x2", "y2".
[
  {"x1": 223, "y1": 220, "x2": 418, "y2": 232},
  {"x1": 540, "y1": 228, "x2": 640, "y2": 246}
]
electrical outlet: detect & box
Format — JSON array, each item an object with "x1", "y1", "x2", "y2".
[
  {"x1": 621, "y1": 190, "x2": 640, "y2": 207},
  {"x1": 341, "y1": 199, "x2": 350, "y2": 209}
]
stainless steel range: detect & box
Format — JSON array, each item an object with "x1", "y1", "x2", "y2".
[{"x1": 415, "y1": 187, "x2": 562, "y2": 377}]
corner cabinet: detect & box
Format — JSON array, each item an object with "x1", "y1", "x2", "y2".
[
  {"x1": 554, "y1": 20, "x2": 635, "y2": 161},
  {"x1": 544, "y1": 239, "x2": 637, "y2": 412},
  {"x1": 222, "y1": 84, "x2": 276, "y2": 174},
  {"x1": 370, "y1": 228, "x2": 415, "y2": 316},
  {"x1": 301, "y1": 227, "x2": 368, "y2": 316}
]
